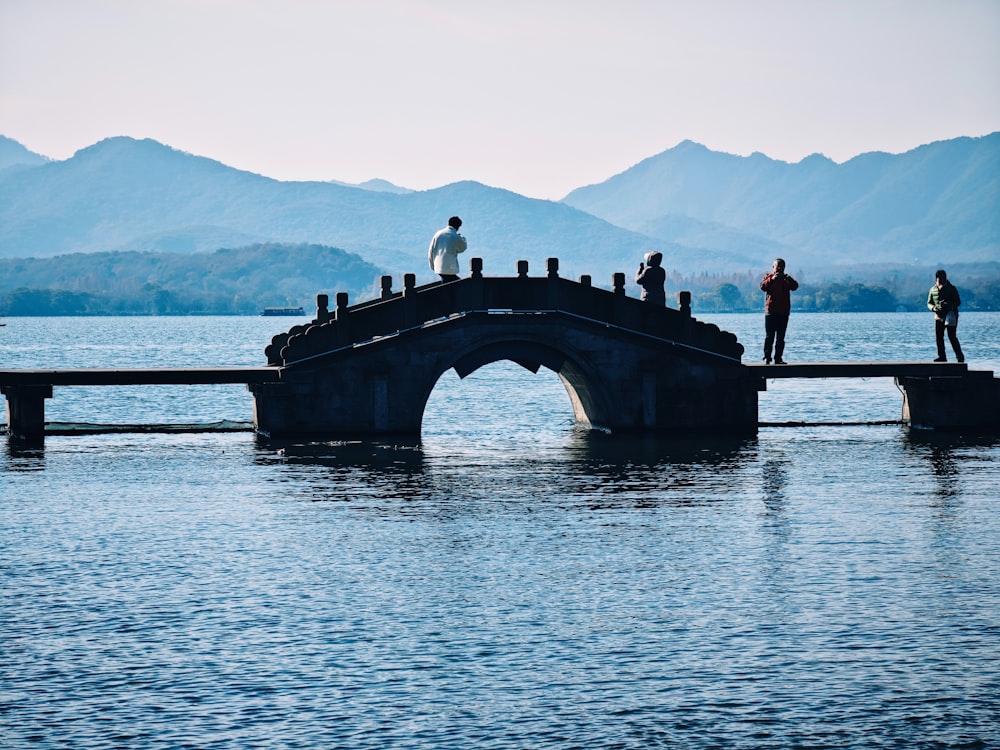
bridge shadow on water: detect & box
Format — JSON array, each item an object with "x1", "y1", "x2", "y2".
[
  {"x1": 249, "y1": 422, "x2": 1000, "y2": 515},
  {"x1": 251, "y1": 427, "x2": 760, "y2": 511},
  {"x1": 253, "y1": 429, "x2": 755, "y2": 472}
]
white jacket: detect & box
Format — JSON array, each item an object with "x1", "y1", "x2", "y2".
[{"x1": 427, "y1": 226, "x2": 468, "y2": 275}]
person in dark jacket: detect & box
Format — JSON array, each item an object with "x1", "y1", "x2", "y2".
[
  {"x1": 760, "y1": 258, "x2": 799, "y2": 364},
  {"x1": 635, "y1": 251, "x2": 666, "y2": 305},
  {"x1": 927, "y1": 269, "x2": 964, "y2": 363}
]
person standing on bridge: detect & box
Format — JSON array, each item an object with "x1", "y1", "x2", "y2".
[
  {"x1": 635, "y1": 251, "x2": 666, "y2": 305},
  {"x1": 927, "y1": 269, "x2": 964, "y2": 363},
  {"x1": 760, "y1": 258, "x2": 798, "y2": 365},
  {"x1": 428, "y1": 216, "x2": 468, "y2": 283}
]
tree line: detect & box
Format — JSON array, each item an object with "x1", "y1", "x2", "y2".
[
  {"x1": 0, "y1": 243, "x2": 381, "y2": 316},
  {"x1": 672, "y1": 265, "x2": 1000, "y2": 313},
  {"x1": 1, "y1": 248, "x2": 997, "y2": 315}
]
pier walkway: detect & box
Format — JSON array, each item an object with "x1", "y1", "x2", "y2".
[
  {"x1": 748, "y1": 362, "x2": 971, "y2": 378},
  {"x1": 0, "y1": 367, "x2": 279, "y2": 387},
  {"x1": 0, "y1": 368, "x2": 279, "y2": 442}
]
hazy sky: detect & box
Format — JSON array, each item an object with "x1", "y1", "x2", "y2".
[{"x1": 2, "y1": 0, "x2": 998, "y2": 199}]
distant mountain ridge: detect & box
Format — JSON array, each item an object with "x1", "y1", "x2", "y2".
[
  {"x1": 0, "y1": 136, "x2": 718, "y2": 282},
  {"x1": 562, "y1": 134, "x2": 1000, "y2": 267},
  {"x1": 0, "y1": 133, "x2": 997, "y2": 288},
  {"x1": 328, "y1": 177, "x2": 414, "y2": 194},
  {"x1": 0, "y1": 135, "x2": 50, "y2": 170}
]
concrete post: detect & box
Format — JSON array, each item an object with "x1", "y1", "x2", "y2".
[
  {"x1": 380, "y1": 276, "x2": 393, "y2": 300},
  {"x1": 897, "y1": 374, "x2": 1000, "y2": 431},
  {"x1": 2, "y1": 384, "x2": 53, "y2": 444}
]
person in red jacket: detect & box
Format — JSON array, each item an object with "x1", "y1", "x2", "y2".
[{"x1": 760, "y1": 258, "x2": 799, "y2": 364}]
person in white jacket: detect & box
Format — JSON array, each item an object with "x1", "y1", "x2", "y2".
[{"x1": 428, "y1": 216, "x2": 467, "y2": 282}]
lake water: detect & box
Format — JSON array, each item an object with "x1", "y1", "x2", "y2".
[{"x1": 2, "y1": 313, "x2": 998, "y2": 749}]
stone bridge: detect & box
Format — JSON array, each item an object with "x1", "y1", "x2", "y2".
[{"x1": 251, "y1": 258, "x2": 760, "y2": 437}]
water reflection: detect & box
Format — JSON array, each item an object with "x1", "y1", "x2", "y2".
[
  {"x1": 3, "y1": 439, "x2": 46, "y2": 470},
  {"x1": 761, "y1": 455, "x2": 789, "y2": 510},
  {"x1": 254, "y1": 436, "x2": 432, "y2": 505},
  {"x1": 904, "y1": 431, "x2": 998, "y2": 504},
  {"x1": 254, "y1": 429, "x2": 761, "y2": 512},
  {"x1": 567, "y1": 429, "x2": 753, "y2": 468},
  {"x1": 255, "y1": 435, "x2": 426, "y2": 473},
  {"x1": 556, "y1": 430, "x2": 757, "y2": 508},
  {"x1": 900, "y1": 431, "x2": 999, "y2": 589}
]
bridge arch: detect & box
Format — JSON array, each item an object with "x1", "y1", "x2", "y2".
[{"x1": 422, "y1": 334, "x2": 617, "y2": 432}]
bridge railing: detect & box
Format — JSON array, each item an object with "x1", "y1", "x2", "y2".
[{"x1": 266, "y1": 258, "x2": 744, "y2": 366}]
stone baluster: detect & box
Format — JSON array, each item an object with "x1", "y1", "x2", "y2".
[
  {"x1": 546, "y1": 257, "x2": 560, "y2": 309},
  {"x1": 678, "y1": 290, "x2": 692, "y2": 318},
  {"x1": 465, "y1": 258, "x2": 485, "y2": 310},
  {"x1": 315, "y1": 293, "x2": 330, "y2": 324},
  {"x1": 612, "y1": 271, "x2": 627, "y2": 324},
  {"x1": 612, "y1": 272, "x2": 626, "y2": 294},
  {"x1": 403, "y1": 273, "x2": 417, "y2": 328},
  {"x1": 470, "y1": 257, "x2": 484, "y2": 279},
  {"x1": 335, "y1": 292, "x2": 350, "y2": 345}
]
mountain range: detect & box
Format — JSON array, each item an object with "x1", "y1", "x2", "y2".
[
  {"x1": 563, "y1": 136, "x2": 999, "y2": 269},
  {"x1": 1, "y1": 132, "x2": 997, "y2": 292}
]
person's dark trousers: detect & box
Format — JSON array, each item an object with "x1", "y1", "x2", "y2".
[
  {"x1": 764, "y1": 313, "x2": 790, "y2": 362},
  {"x1": 935, "y1": 319, "x2": 965, "y2": 362},
  {"x1": 438, "y1": 274, "x2": 459, "y2": 283}
]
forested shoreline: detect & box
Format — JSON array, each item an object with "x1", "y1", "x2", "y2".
[
  {"x1": 3, "y1": 278, "x2": 997, "y2": 316},
  {"x1": 0, "y1": 243, "x2": 381, "y2": 316},
  {"x1": 2, "y1": 244, "x2": 997, "y2": 316}
]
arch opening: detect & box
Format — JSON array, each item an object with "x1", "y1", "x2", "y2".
[
  {"x1": 421, "y1": 361, "x2": 577, "y2": 446},
  {"x1": 421, "y1": 340, "x2": 612, "y2": 443}
]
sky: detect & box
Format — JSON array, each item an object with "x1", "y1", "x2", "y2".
[{"x1": 1, "y1": 0, "x2": 998, "y2": 200}]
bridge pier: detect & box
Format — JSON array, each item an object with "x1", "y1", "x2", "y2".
[
  {"x1": 251, "y1": 371, "x2": 426, "y2": 438},
  {"x1": 897, "y1": 372, "x2": 1000, "y2": 432},
  {"x1": 1, "y1": 384, "x2": 52, "y2": 443}
]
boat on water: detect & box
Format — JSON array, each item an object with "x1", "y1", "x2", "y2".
[{"x1": 260, "y1": 307, "x2": 305, "y2": 317}]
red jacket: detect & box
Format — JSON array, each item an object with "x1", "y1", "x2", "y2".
[{"x1": 760, "y1": 272, "x2": 799, "y2": 314}]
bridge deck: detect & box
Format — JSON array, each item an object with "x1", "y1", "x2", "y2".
[
  {"x1": 0, "y1": 367, "x2": 280, "y2": 387},
  {"x1": 746, "y1": 362, "x2": 978, "y2": 378}
]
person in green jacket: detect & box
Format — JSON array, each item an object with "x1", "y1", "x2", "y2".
[{"x1": 927, "y1": 269, "x2": 964, "y2": 363}]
